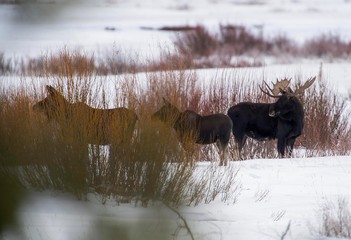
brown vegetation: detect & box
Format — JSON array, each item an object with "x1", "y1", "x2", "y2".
[
  {"x1": 173, "y1": 24, "x2": 351, "y2": 67},
  {"x1": 2, "y1": 25, "x2": 351, "y2": 76},
  {"x1": 0, "y1": 48, "x2": 350, "y2": 206},
  {"x1": 0, "y1": 52, "x2": 241, "y2": 205}
]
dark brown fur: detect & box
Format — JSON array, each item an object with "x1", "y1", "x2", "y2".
[
  {"x1": 152, "y1": 98, "x2": 232, "y2": 166},
  {"x1": 227, "y1": 94, "x2": 304, "y2": 159}
]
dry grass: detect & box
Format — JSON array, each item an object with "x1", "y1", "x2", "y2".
[
  {"x1": 0, "y1": 53, "x2": 15, "y2": 75},
  {"x1": 174, "y1": 25, "x2": 218, "y2": 57},
  {"x1": 219, "y1": 24, "x2": 267, "y2": 55},
  {"x1": 197, "y1": 68, "x2": 351, "y2": 159},
  {"x1": 4, "y1": 25, "x2": 351, "y2": 76},
  {"x1": 0, "y1": 50, "x2": 241, "y2": 206},
  {"x1": 303, "y1": 33, "x2": 351, "y2": 58},
  {"x1": 1, "y1": 48, "x2": 350, "y2": 209},
  {"x1": 315, "y1": 196, "x2": 351, "y2": 238},
  {"x1": 298, "y1": 66, "x2": 351, "y2": 156},
  {"x1": 173, "y1": 24, "x2": 351, "y2": 67},
  {"x1": 139, "y1": 61, "x2": 350, "y2": 160}
]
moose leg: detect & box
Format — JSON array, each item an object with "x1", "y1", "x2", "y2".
[
  {"x1": 286, "y1": 137, "x2": 296, "y2": 157},
  {"x1": 219, "y1": 130, "x2": 232, "y2": 166},
  {"x1": 217, "y1": 139, "x2": 229, "y2": 166},
  {"x1": 232, "y1": 126, "x2": 246, "y2": 160},
  {"x1": 234, "y1": 135, "x2": 246, "y2": 160},
  {"x1": 180, "y1": 139, "x2": 197, "y2": 166},
  {"x1": 277, "y1": 137, "x2": 286, "y2": 157},
  {"x1": 216, "y1": 139, "x2": 224, "y2": 166},
  {"x1": 276, "y1": 121, "x2": 292, "y2": 158}
]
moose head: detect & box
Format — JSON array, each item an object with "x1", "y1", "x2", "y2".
[{"x1": 260, "y1": 77, "x2": 316, "y2": 120}]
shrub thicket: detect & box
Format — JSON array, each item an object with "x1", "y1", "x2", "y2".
[
  {"x1": 299, "y1": 72, "x2": 351, "y2": 156},
  {"x1": 0, "y1": 53, "x2": 15, "y2": 75},
  {"x1": 303, "y1": 33, "x2": 351, "y2": 58},
  {"x1": 173, "y1": 24, "x2": 351, "y2": 67},
  {"x1": 4, "y1": 25, "x2": 350, "y2": 76},
  {"x1": 0, "y1": 51, "x2": 240, "y2": 205},
  {"x1": 1, "y1": 49, "x2": 350, "y2": 207}
]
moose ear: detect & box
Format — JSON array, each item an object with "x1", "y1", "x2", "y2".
[
  {"x1": 46, "y1": 85, "x2": 56, "y2": 95},
  {"x1": 162, "y1": 97, "x2": 170, "y2": 105}
]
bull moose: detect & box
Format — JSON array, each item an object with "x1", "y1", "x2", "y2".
[
  {"x1": 227, "y1": 77, "x2": 316, "y2": 159},
  {"x1": 152, "y1": 98, "x2": 233, "y2": 166},
  {"x1": 33, "y1": 85, "x2": 138, "y2": 146}
]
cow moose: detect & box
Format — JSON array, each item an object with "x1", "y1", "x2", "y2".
[
  {"x1": 227, "y1": 77, "x2": 316, "y2": 159},
  {"x1": 33, "y1": 85, "x2": 138, "y2": 146},
  {"x1": 152, "y1": 98, "x2": 233, "y2": 166}
]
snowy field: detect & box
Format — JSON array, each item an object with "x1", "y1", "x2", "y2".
[
  {"x1": 1, "y1": 0, "x2": 351, "y2": 239},
  {"x1": 3, "y1": 156, "x2": 351, "y2": 240},
  {"x1": 1, "y1": 0, "x2": 351, "y2": 58}
]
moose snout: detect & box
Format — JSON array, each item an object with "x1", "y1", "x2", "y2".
[{"x1": 268, "y1": 108, "x2": 279, "y2": 117}]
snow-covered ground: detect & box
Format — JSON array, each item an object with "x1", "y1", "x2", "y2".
[
  {"x1": 3, "y1": 156, "x2": 351, "y2": 240},
  {"x1": 1, "y1": 0, "x2": 351, "y2": 239}
]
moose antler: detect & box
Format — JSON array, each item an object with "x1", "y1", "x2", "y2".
[
  {"x1": 260, "y1": 78, "x2": 291, "y2": 98},
  {"x1": 259, "y1": 83, "x2": 277, "y2": 98},
  {"x1": 293, "y1": 76, "x2": 316, "y2": 96},
  {"x1": 272, "y1": 78, "x2": 291, "y2": 95},
  {"x1": 261, "y1": 77, "x2": 316, "y2": 98}
]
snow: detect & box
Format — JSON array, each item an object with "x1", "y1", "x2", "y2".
[
  {"x1": 1, "y1": 0, "x2": 351, "y2": 58},
  {"x1": 3, "y1": 156, "x2": 351, "y2": 240},
  {"x1": 2, "y1": 0, "x2": 351, "y2": 239}
]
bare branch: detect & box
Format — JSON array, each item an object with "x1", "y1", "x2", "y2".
[
  {"x1": 281, "y1": 221, "x2": 291, "y2": 240},
  {"x1": 164, "y1": 202, "x2": 195, "y2": 240}
]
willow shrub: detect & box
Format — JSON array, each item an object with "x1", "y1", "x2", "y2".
[{"x1": 0, "y1": 51, "x2": 240, "y2": 206}]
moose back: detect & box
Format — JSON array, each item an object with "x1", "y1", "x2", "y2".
[
  {"x1": 33, "y1": 85, "x2": 138, "y2": 145},
  {"x1": 152, "y1": 98, "x2": 233, "y2": 166}
]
